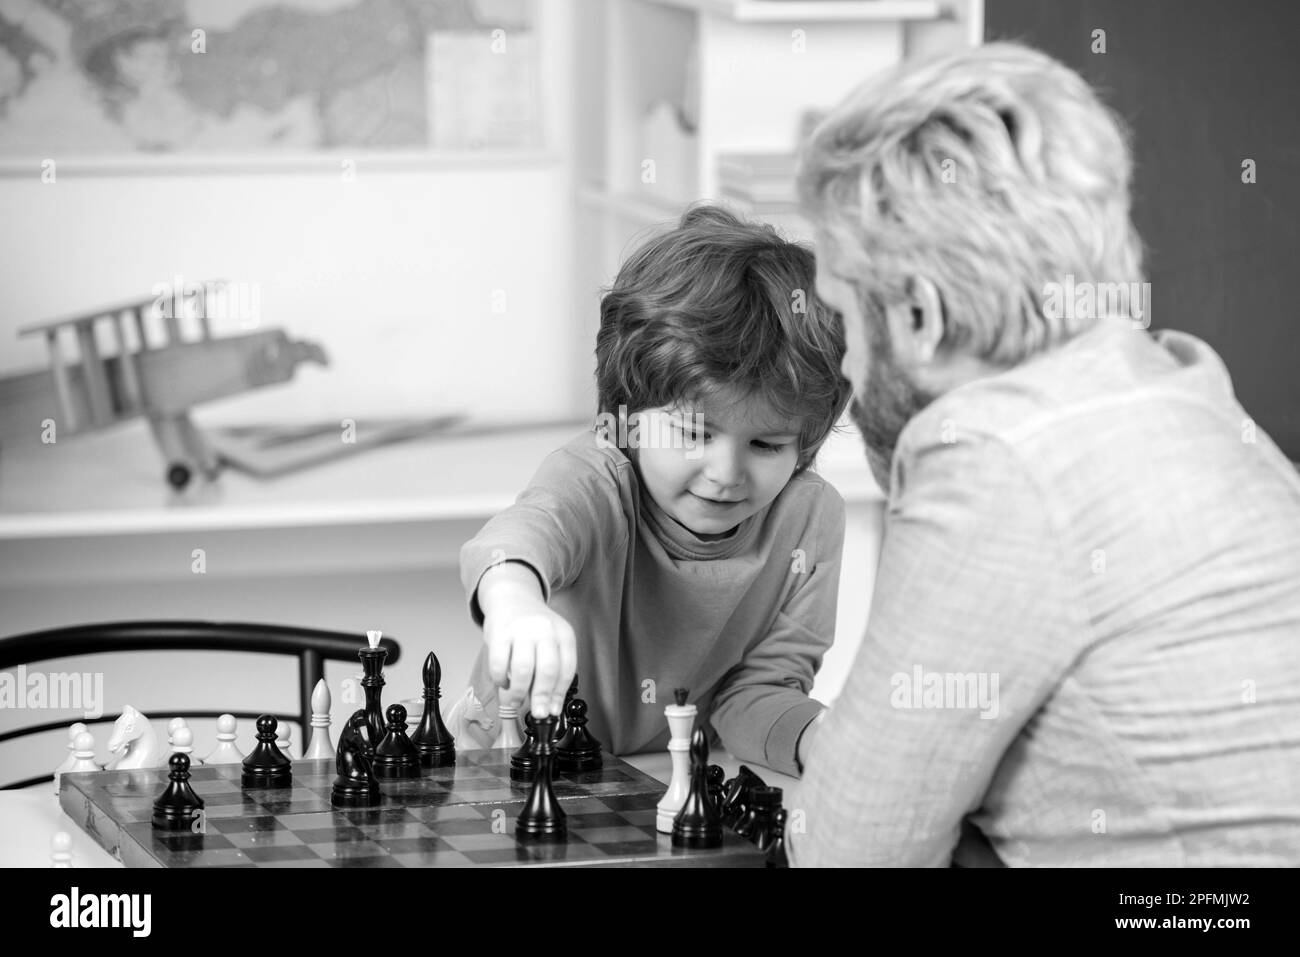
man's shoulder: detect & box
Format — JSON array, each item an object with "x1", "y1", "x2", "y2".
[{"x1": 901, "y1": 321, "x2": 1233, "y2": 460}]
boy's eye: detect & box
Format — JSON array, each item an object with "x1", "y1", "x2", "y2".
[{"x1": 753, "y1": 441, "x2": 786, "y2": 453}]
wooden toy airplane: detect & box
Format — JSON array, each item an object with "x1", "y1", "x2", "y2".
[
  {"x1": 2, "y1": 284, "x2": 471, "y2": 489},
  {"x1": 0, "y1": 283, "x2": 331, "y2": 489}
]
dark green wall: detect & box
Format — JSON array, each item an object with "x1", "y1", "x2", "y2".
[{"x1": 985, "y1": 0, "x2": 1300, "y2": 456}]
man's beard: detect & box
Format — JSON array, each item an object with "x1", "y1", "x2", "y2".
[{"x1": 850, "y1": 327, "x2": 935, "y2": 494}]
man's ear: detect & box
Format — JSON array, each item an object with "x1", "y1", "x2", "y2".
[{"x1": 884, "y1": 276, "x2": 945, "y2": 367}]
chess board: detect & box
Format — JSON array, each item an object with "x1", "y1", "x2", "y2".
[{"x1": 57, "y1": 750, "x2": 766, "y2": 868}]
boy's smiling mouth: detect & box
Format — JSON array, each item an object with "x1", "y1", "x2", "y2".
[{"x1": 690, "y1": 492, "x2": 746, "y2": 507}]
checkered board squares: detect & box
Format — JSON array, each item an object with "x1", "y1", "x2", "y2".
[{"x1": 58, "y1": 750, "x2": 766, "y2": 868}]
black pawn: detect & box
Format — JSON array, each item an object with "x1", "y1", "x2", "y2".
[
  {"x1": 510, "y1": 712, "x2": 540, "y2": 782},
  {"x1": 372, "y1": 704, "x2": 421, "y2": 779},
  {"x1": 765, "y1": 808, "x2": 790, "y2": 868},
  {"x1": 332, "y1": 710, "x2": 381, "y2": 807},
  {"x1": 153, "y1": 753, "x2": 205, "y2": 831},
  {"x1": 242, "y1": 714, "x2": 292, "y2": 789},
  {"x1": 411, "y1": 651, "x2": 456, "y2": 768},
  {"x1": 555, "y1": 697, "x2": 603, "y2": 772},
  {"x1": 516, "y1": 714, "x2": 566, "y2": 841},
  {"x1": 672, "y1": 728, "x2": 722, "y2": 849},
  {"x1": 706, "y1": 764, "x2": 726, "y2": 814},
  {"x1": 554, "y1": 673, "x2": 580, "y2": 742}
]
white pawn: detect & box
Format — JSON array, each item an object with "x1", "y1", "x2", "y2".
[
  {"x1": 172, "y1": 726, "x2": 200, "y2": 765},
  {"x1": 203, "y1": 714, "x2": 245, "y2": 765},
  {"x1": 54, "y1": 722, "x2": 88, "y2": 796},
  {"x1": 168, "y1": 717, "x2": 189, "y2": 747},
  {"x1": 51, "y1": 831, "x2": 73, "y2": 868},
  {"x1": 68, "y1": 732, "x2": 100, "y2": 773},
  {"x1": 493, "y1": 695, "x2": 524, "y2": 750},
  {"x1": 277, "y1": 724, "x2": 294, "y2": 759},
  {"x1": 304, "y1": 679, "x2": 335, "y2": 759}
]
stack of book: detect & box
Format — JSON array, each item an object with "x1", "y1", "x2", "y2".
[
  {"x1": 717, "y1": 151, "x2": 800, "y2": 211},
  {"x1": 716, "y1": 151, "x2": 809, "y2": 235}
]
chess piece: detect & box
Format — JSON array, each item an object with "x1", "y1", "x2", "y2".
[
  {"x1": 105, "y1": 705, "x2": 161, "y2": 770},
  {"x1": 152, "y1": 753, "x2": 205, "y2": 831},
  {"x1": 719, "y1": 765, "x2": 766, "y2": 828},
  {"x1": 493, "y1": 693, "x2": 524, "y2": 750},
  {"x1": 734, "y1": 786, "x2": 784, "y2": 852},
  {"x1": 359, "y1": 629, "x2": 389, "y2": 753},
  {"x1": 516, "y1": 715, "x2": 566, "y2": 841},
  {"x1": 204, "y1": 714, "x2": 245, "y2": 765},
  {"x1": 276, "y1": 724, "x2": 294, "y2": 760},
  {"x1": 332, "y1": 710, "x2": 381, "y2": 807},
  {"x1": 554, "y1": 673, "x2": 580, "y2": 742},
  {"x1": 67, "y1": 731, "x2": 100, "y2": 774},
  {"x1": 706, "y1": 765, "x2": 726, "y2": 815},
  {"x1": 304, "y1": 679, "x2": 335, "y2": 759},
  {"x1": 671, "y1": 728, "x2": 722, "y2": 849},
  {"x1": 555, "y1": 697, "x2": 602, "y2": 772},
  {"x1": 445, "y1": 687, "x2": 495, "y2": 749},
  {"x1": 656, "y1": 688, "x2": 696, "y2": 832},
  {"x1": 765, "y1": 808, "x2": 790, "y2": 868},
  {"x1": 510, "y1": 712, "x2": 540, "y2": 782},
  {"x1": 51, "y1": 831, "x2": 73, "y2": 867},
  {"x1": 410, "y1": 652, "x2": 456, "y2": 767},
  {"x1": 372, "y1": 704, "x2": 421, "y2": 779},
  {"x1": 171, "y1": 726, "x2": 201, "y2": 765},
  {"x1": 54, "y1": 722, "x2": 88, "y2": 796},
  {"x1": 167, "y1": 717, "x2": 188, "y2": 747},
  {"x1": 241, "y1": 715, "x2": 292, "y2": 789}
]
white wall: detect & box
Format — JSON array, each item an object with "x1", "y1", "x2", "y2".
[
  {"x1": 0, "y1": 0, "x2": 582, "y2": 426},
  {"x1": 0, "y1": 0, "x2": 894, "y2": 787}
]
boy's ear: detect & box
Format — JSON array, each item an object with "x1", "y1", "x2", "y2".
[{"x1": 884, "y1": 276, "x2": 945, "y2": 367}]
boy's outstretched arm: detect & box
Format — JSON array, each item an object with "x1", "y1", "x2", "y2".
[
  {"x1": 708, "y1": 491, "x2": 845, "y2": 777},
  {"x1": 460, "y1": 443, "x2": 631, "y2": 719}
]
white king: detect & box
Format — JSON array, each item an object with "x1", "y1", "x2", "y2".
[{"x1": 656, "y1": 688, "x2": 698, "y2": 833}]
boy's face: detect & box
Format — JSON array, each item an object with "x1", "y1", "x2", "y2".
[{"x1": 631, "y1": 392, "x2": 803, "y2": 541}]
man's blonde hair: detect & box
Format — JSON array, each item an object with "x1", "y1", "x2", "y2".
[{"x1": 797, "y1": 42, "x2": 1145, "y2": 363}]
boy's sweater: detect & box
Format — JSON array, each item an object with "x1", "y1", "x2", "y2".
[{"x1": 459, "y1": 429, "x2": 845, "y2": 775}]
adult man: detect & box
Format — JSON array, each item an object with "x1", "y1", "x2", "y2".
[{"x1": 789, "y1": 42, "x2": 1300, "y2": 866}]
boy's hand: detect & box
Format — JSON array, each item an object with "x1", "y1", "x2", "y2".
[{"x1": 477, "y1": 561, "x2": 577, "y2": 719}]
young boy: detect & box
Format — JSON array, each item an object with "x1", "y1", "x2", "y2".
[{"x1": 458, "y1": 205, "x2": 850, "y2": 776}]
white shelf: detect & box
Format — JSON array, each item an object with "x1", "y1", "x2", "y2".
[
  {"x1": 0, "y1": 419, "x2": 591, "y2": 539},
  {"x1": 640, "y1": 0, "x2": 944, "y2": 23}
]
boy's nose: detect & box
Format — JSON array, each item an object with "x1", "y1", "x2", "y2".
[{"x1": 702, "y1": 441, "x2": 745, "y2": 489}]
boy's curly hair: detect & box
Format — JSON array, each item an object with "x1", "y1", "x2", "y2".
[{"x1": 596, "y1": 204, "x2": 849, "y2": 471}]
